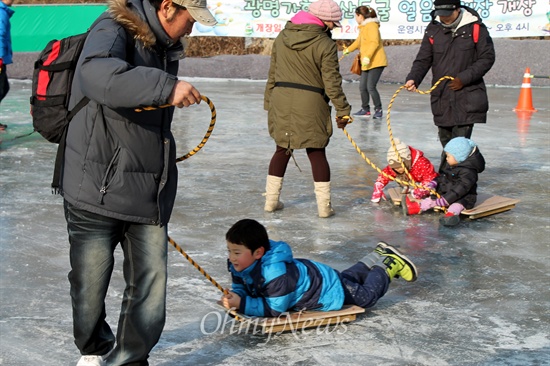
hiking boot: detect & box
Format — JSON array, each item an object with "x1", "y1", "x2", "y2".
[
  {"x1": 353, "y1": 109, "x2": 371, "y2": 117},
  {"x1": 372, "y1": 108, "x2": 383, "y2": 119},
  {"x1": 361, "y1": 242, "x2": 418, "y2": 282},
  {"x1": 439, "y1": 212, "x2": 460, "y2": 227},
  {"x1": 401, "y1": 194, "x2": 421, "y2": 216}
]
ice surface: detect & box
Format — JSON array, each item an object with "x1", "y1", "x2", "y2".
[{"x1": 1, "y1": 79, "x2": 549, "y2": 365}]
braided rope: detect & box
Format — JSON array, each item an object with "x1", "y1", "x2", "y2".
[
  {"x1": 343, "y1": 76, "x2": 455, "y2": 200},
  {"x1": 176, "y1": 95, "x2": 216, "y2": 162},
  {"x1": 168, "y1": 236, "x2": 247, "y2": 321}
]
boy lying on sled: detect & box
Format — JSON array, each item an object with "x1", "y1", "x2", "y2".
[{"x1": 221, "y1": 219, "x2": 417, "y2": 317}]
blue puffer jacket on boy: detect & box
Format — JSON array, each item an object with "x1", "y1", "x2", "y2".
[{"x1": 229, "y1": 240, "x2": 344, "y2": 317}]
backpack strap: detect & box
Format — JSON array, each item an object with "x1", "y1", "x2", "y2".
[{"x1": 51, "y1": 127, "x2": 68, "y2": 194}]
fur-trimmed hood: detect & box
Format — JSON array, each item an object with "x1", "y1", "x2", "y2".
[{"x1": 107, "y1": 0, "x2": 157, "y2": 49}]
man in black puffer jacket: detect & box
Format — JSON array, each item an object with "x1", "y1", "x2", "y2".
[
  {"x1": 61, "y1": 0, "x2": 216, "y2": 365},
  {"x1": 404, "y1": 0, "x2": 495, "y2": 170}
]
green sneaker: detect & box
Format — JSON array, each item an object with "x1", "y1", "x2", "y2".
[{"x1": 374, "y1": 242, "x2": 418, "y2": 282}]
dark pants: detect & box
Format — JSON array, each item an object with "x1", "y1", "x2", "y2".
[
  {"x1": 438, "y1": 124, "x2": 473, "y2": 170},
  {"x1": 359, "y1": 66, "x2": 385, "y2": 111},
  {"x1": 340, "y1": 262, "x2": 389, "y2": 308},
  {"x1": 64, "y1": 201, "x2": 167, "y2": 366},
  {"x1": 0, "y1": 64, "x2": 9, "y2": 103},
  {"x1": 268, "y1": 145, "x2": 330, "y2": 182}
]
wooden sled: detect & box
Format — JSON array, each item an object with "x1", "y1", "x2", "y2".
[
  {"x1": 219, "y1": 304, "x2": 365, "y2": 334},
  {"x1": 387, "y1": 187, "x2": 520, "y2": 219}
]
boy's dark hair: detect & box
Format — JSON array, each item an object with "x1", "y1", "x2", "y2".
[{"x1": 226, "y1": 219, "x2": 271, "y2": 252}]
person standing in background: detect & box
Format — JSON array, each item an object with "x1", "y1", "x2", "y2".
[
  {"x1": 0, "y1": 0, "x2": 14, "y2": 131},
  {"x1": 404, "y1": 0, "x2": 495, "y2": 170},
  {"x1": 263, "y1": 0, "x2": 352, "y2": 218},
  {"x1": 343, "y1": 5, "x2": 387, "y2": 119}
]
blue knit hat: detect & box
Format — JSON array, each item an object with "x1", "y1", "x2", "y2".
[{"x1": 444, "y1": 137, "x2": 476, "y2": 163}]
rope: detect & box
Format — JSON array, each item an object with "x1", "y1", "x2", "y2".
[
  {"x1": 146, "y1": 96, "x2": 239, "y2": 315},
  {"x1": 168, "y1": 236, "x2": 247, "y2": 322},
  {"x1": 342, "y1": 76, "x2": 455, "y2": 202},
  {"x1": 135, "y1": 95, "x2": 230, "y2": 310},
  {"x1": 176, "y1": 95, "x2": 216, "y2": 162}
]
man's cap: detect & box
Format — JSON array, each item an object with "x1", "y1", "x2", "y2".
[
  {"x1": 308, "y1": 0, "x2": 343, "y2": 27},
  {"x1": 173, "y1": 0, "x2": 217, "y2": 26},
  {"x1": 433, "y1": 0, "x2": 461, "y2": 17}
]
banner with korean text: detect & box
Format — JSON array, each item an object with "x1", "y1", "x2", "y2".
[{"x1": 193, "y1": 0, "x2": 549, "y2": 39}]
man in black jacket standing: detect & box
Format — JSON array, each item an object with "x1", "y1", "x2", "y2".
[
  {"x1": 404, "y1": 0, "x2": 495, "y2": 169},
  {"x1": 63, "y1": 1, "x2": 216, "y2": 365}
]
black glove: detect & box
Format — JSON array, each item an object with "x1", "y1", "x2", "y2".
[
  {"x1": 449, "y1": 77, "x2": 464, "y2": 91},
  {"x1": 336, "y1": 116, "x2": 351, "y2": 129}
]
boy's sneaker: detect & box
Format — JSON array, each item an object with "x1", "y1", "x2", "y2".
[
  {"x1": 375, "y1": 242, "x2": 418, "y2": 282},
  {"x1": 401, "y1": 194, "x2": 421, "y2": 216},
  {"x1": 439, "y1": 212, "x2": 460, "y2": 227},
  {"x1": 353, "y1": 109, "x2": 371, "y2": 117},
  {"x1": 360, "y1": 242, "x2": 418, "y2": 282},
  {"x1": 372, "y1": 108, "x2": 383, "y2": 119},
  {"x1": 76, "y1": 355, "x2": 105, "y2": 366}
]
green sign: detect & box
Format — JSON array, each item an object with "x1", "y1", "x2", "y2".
[{"x1": 11, "y1": 5, "x2": 108, "y2": 52}]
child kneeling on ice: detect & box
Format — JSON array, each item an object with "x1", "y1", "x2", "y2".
[
  {"x1": 371, "y1": 138, "x2": 438, "y2": 203},
  {"x1": 402, "y1": 137, "x2": 485, "y2": 226},
  {"x1": 221, "y1": 219, "x2": 417, "y2": 317}
]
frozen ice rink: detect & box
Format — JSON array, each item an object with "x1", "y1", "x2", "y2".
[{"x1": 1, "y1": 79, "x2": 549, "y2": 365}]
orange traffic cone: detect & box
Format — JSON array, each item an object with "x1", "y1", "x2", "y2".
[{"x1": 513, "y1": 68, "x2": 537, "y2": 112}]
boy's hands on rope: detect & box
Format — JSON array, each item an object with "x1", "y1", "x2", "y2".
[
  {"x1": 221, "y1": 289, "x2": 241, "y2": 310},
  {"x1": 336, "y1": 115, "x2": 353, "y2": 129}
]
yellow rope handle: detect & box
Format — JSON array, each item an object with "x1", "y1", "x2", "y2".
[
  {"x1": 176, "y1": 95, "x2": 216, "y2": 162},
  {"x1": 343, "y1": 76, "x2": 455, "y2": 200},
  {"x1": 133, "y1": 95, "x2": 216, "y2": 162}
]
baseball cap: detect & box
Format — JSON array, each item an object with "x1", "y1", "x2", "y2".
[
  {"x1": 173, "y1": 0, "x2": 217, "y2": 26},
  {"x1": 433, "y1": 0, "x2": 460, "y2": 17}
]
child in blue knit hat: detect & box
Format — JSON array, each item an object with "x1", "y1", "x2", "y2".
[{"x1": 402, "y1": 137, "x2": 485, "y2": 226}]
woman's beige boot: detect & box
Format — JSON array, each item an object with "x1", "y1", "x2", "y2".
[
  {"x1": 314, "y1": 181, "x2": 335, "y2": 218},
  {"x1": 264, "y1": 175, "x2": 284, "y2": 212}
]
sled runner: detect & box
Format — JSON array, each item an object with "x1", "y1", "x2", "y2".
[
  {"x1": 220, "y1": 304, "x2": 365, "y2": 334},
  {"x1": 387, "y1": 188, "x2": 520, "y2": 219}
]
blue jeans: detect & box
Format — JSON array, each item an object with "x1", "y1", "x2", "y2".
[
  {"x1": 340, "y1": 262, "x2": 389, "y2": 308},
  {"x1": 359, "y1": 66, "x2": 385, "y2": 111},
  {"x1": 64, "y1": 201, "x2": 167, "y2": 366}
]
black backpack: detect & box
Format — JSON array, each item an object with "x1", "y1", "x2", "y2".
[
  {"x1": 29, "y1": 25, "x2": 133, "y2": 193},
  {"x1": 29, "y1": 32, "x2": 90, "y2": 193},
  {"x1": 30, "y1": 32, "x2": 90, "y2": 144}
]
